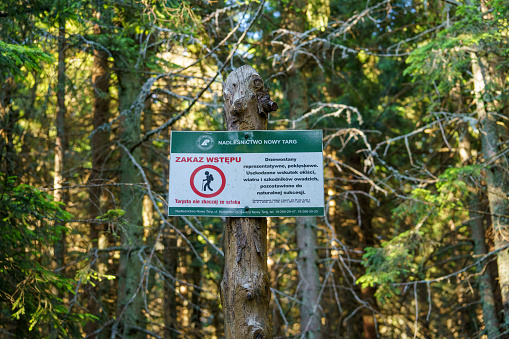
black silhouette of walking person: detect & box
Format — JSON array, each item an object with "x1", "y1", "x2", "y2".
[{"x1": 202, "y1": 171, "x2": 214, "y2": 191}]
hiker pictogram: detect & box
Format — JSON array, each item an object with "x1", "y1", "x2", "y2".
[
  {"x1": 190, "y1": 165, "x2": 226, "y2": 198},
  {"x1": 202, "y1": 171, "x2": 214, "y2": 191}
]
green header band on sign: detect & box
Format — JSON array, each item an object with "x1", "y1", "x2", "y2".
[
  {"x1": 168, "y1": 207, "x2": 325, "y2": 217},
  {"x1": 171, "y1": 130, "x2": 323, "y2": 154}
]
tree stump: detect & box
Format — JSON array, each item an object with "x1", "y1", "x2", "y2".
[{"x1": 220, "y1": 65, "x2": 278, "y2": 339}]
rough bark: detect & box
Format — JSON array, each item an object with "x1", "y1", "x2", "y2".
[
  {"x1": 116, "y1": 69, "x2": 145, "y2": 339},
  {"x1": 223, "y1": 65, "x2": 274, "y2": 132},
  {"x1": 221, "y1": 65, "x2": 277, "y2": 339},
  {"x1": 458, "y1": 123, "x2": 501, "y2": 337},
  {"x1": 85, "y1": 9, "x2": 111, "y2": 336},
  {"x1": 471, "y1": 51, "x2": 509, "y2": 327}
]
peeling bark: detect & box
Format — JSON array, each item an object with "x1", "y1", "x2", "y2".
[{"x1": 221, "y1": 65, "x2": 276, "y2": 339}]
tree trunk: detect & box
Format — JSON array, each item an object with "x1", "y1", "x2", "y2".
[
  {"x1": 116, "y1": 69, "x2": 145, "y2": 339},
  {"x1": 163, "y1": 220, "x2": 179, "y2": 339},
  {"x1": 471, "y1": 51, "x2": 509, "y2": 327},
  {"x1": 85, "y1": 9, "x2": 111, "y2": 336},
  {"x1": 0, "y1": 78, "x2": 19, "y2": 176},
  {"x1": 358, "y1": 189, "x2": 378, "y2": 339},
  {"x1": 296, "y1": 217, "x2": 322, "y2": 339},
  {"x1": 190, "y1": 247, "x2": 203, "y2": 338},
  {"x1": 285, "y1": 68, "x2": 323, "y2": 339},
  {"x1": 53, "y1": 17, "x2": 67, "y2": 271},
  {"x1": 282, "y1": 4, "x2": 324, "y2": 336},
  {"x1": 458, "y1": 123, "x2": 501, "y2": 337},
  {"x1": 221, "y1": 65, "x2": 276, "y2": 339},
  {"x1": 270, "y1": 266, "x2": 284, "y2": 338}
]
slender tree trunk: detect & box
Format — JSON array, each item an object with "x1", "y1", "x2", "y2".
[
  {"x1": 360, "y1": 286, "x2": 377, "y2": 339},
  {"x1": 467, "y1": 0, "x2": 509, "y2": 327},
  {"x1": 85, "y1": 9, "x2": 111, "y2": 336},
  {"x1": 282, "y1": 4, "x2": 324, "y2": 336},
  {"x1": 54, "y1": 17, "x2": 67, "y2": 271},
  {"x1": 285, "y1": 69, "x2": 323, "y2": 339},
  {"x1": 0, "y1": 78, "x2": 19, "y2": 176},
  {"x1": 357, "y1": 184, "x2": 378, "y2": 339},
  {"x1": 458, "y1": 123, "x2": 501, "y2": 337},
  {"x1": 221, "y1": 65, "x2": 276, "y2": 339},
  {"x1": 161, "y1": 104, "x2": 179, "y2": 339},
  {"x1": 116, "y1": 70, "x2": 145, "y2": 339},
  {"x1": 296, "y1": 217, "x2": 322, "y2": 339},
  {"x1": 190, "y1": 249, "x2": 203, "y2": 338},
  {"x1": 270, "y1": 260, "x2": 284, "y2": 338},
  {"x1": 471, "y1": 51, "x2": 509, "y2": 327},
  {"x1": 163, "y1": 220, "x2": 179, "y2": 339}
]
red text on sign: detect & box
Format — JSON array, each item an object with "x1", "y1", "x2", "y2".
[
  {"x1": 175, "y1": 157, "x2": 204, "y2": 163},
  {"x1": 206, "y1": 157, "x2": 241, "y2": 163}
]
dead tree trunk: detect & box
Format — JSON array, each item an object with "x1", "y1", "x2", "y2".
[{"x1": 220, "y1": 65, "x2": 277, "y2": 339}]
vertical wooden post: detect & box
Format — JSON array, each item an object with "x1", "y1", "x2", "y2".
[{"x1": 221, "y1": 65, "x2": 278, "y2": 339}]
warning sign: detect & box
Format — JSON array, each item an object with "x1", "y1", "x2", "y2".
[
  {"x1": 168, "y1": 130, "x2": 324, "y2": 217},
  {"x1": 190, "y1": 165, "x2": 226, "y2": 198}
]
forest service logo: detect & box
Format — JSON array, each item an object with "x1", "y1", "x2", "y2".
[{"x1": 196, "y1": 135, "x2": 214, "y2": 150}]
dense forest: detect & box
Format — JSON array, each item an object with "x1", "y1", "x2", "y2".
[{"x1": 1, "y1": 0, "x2": 509, "y2": 338}]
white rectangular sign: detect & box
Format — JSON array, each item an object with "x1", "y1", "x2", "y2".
[{"x1": 168, "y1": 130, "x2": 324, "y2": 217}]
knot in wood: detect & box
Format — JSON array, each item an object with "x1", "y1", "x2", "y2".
[
  {"x1": 253, "y1": 328, "x2": 265, "y2": 339},
  {"x1": 253, "y1": 78, "x2": 263, "y2": 89},
  {"x1": 257, "y1": 91, "x2": 278, "y2": 115},
  {"x1": 267, "y1": 101, "x2": 278, "y2": 112}
]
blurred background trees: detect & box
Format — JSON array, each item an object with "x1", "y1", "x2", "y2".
[{"x1": 0, "y1": 0, "x2": 508, "y2": 337}]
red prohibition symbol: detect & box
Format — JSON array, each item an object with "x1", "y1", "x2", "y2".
[{"x1": 190, "y1": 165, "x2": 226, "y2": 198}]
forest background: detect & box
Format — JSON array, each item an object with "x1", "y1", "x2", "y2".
[{"x1": 1, "y1": 0, "x2": 509, "y2": 338}]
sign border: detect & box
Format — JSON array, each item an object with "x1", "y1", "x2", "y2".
[{"x1": 168, "y1": 130, "x2": 325, "y2": 217}]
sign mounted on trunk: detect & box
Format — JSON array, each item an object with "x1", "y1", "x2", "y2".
[{"x1": 168, "y1": 130, "x2": 325, "y2": 217}]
